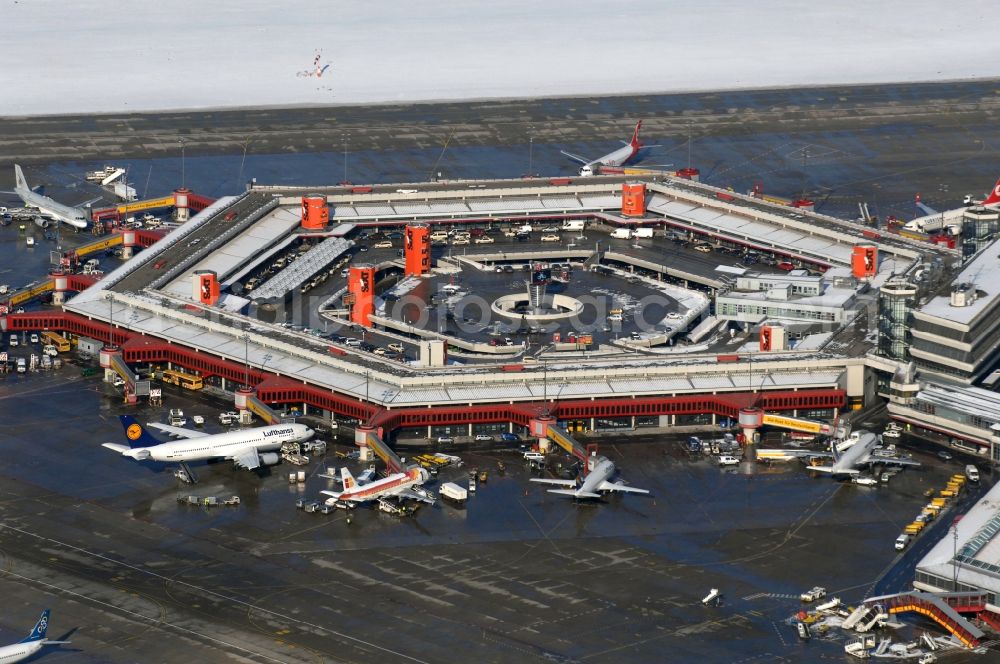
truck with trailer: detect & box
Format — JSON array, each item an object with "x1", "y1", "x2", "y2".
[{"x1": 440, "y1": 482, "x2": 468, "y2": 503}]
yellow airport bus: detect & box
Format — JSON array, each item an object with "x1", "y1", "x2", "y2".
[
  {"x1": 41, "y1": 331, "x2": 71, "y2": 353},
  {"x1": 160, "y1": 369, "x2": 204, "y2": 390}
]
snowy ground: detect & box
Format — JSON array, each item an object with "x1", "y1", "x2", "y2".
[{"x1": 1, "y1": 0, "x2": 999, "y2": 116}]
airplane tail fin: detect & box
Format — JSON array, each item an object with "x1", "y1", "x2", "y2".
[
  {"x1": 341, "y1": 467, "x2": 357, "y2": 491},
  {"x1": 629, "y1": 121, "x2": 642, "y2": 148},
  {"x1": 14, "y1": 164, "x2": 28, "y2": 191},
  {"x1": 119, "y1": 415, "x2": 162, "y2": 448},
  {"x1": 19, "y1": 610, "x2": 49, "y2": 643},
  {"x1": 982, "y1": 178, "x2": 1000, "y2": 206}
]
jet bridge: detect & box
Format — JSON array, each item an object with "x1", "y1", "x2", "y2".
[
  {"x1": 863, "y1": 591, "x2": 986, "y2": 649},
  {"x1": 356, "y1": 427, "x2": 404, "y2": 474}
]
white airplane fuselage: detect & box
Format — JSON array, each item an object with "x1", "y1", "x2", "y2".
[
  {"x1": 13, "y1": 164, "x2": 89, "y2": 229},
  {"x1": 324, "y1": 467, "x2": 429, "y2": 503},
  {"x1": 125, "y1": 424, "x2": 312, "y2": 463},
  {"x1": 0, "y1": 640, "x2": 44, "y2": 663},
  {"x1": 577, "y1": 456, "x2": 618, "y2": 494},
  {"x1": 580, "y1": 144, "x2": 640, "y2": 176}
]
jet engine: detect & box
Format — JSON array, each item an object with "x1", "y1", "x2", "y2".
[
  {"x1": 259, "y1": 452, "x2": 281, "y2": 467},
  {"x1": 33, "y1": 217, "x2": 49, "y2": 229}
]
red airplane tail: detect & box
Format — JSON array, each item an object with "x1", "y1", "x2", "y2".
[
  {"x1": 982, "y1": 178, "x2": 1000, "y2": 206},
  {"x1": 629, "y1": 121, "x2": 642, "y2": 148}
]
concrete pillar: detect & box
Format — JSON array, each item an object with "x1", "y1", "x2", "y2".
[
  {"x1": 468, "y1": 423, "x2": 473, "y2": 436},
  {"x1": 738, "y1": 407, "x2": 763, "y2": 448}
]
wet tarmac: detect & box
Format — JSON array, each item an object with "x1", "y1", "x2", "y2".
[
  {"x1": 0, "y1": 364, "x2": 991, "y2": 662},
  {"x1": 2, "y1": 80, "x2": 1000, "y2": 225},
  {"x1": 1, "y1": 81, "x2": 999, "y2": 661}
]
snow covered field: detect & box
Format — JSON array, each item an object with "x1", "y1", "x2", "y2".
[{"x1": 1, "y1": 0, "x2": 998, "y2": 116}]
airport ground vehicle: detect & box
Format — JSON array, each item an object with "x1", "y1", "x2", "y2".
[
  {"x1": 523, "y1": 451, "x2": 545, "y2": 461},
  {"x1": 439, "y1": 482, "x2": 468, "y2": 503},
  {"x1": 800, "y1": 587, "x2": 826, "y2": 602},
  {"x1": 718, "y1": 455, "x2": 740, "y2": 466},
  {"x1": 29, "y1": 333, "x2": 39, "y2": 344},
  {"x1": 966, "y1": 465, "x2": 980, "y2": 482},
  {"x1": 41, "y1": 331, "x2": 70, "y2": 352},
  {"x1": 895, "y1": 534, "x2": 910, "y2": 550},
  {"x1": 611, "y1": 228, "x2": 631, "y2": 239},
  {"x1": 161, "y1": 369, "x2": 204, "y2": 390}
]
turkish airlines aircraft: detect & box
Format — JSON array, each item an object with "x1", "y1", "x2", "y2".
[
  {"x1": 0, "y1": 610, "x2": 70, "y2": 663},
  {"x1": 561, "y1": 121, "x2": 646, "y2": 176}
]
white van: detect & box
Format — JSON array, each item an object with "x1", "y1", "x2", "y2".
[
  {"x1": 966, "y1": 465, "x2": 980, "y2": 483},
  {"x1": 718, "y1": 455, "x2": 740, "y2": 466},
  {"x1": 895, "y1": 534, "x2": 910, "y2": 550}
]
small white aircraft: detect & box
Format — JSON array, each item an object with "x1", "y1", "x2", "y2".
[
  {"x1": 808, "y1": 431, "x2": 920, "y2": 476},
  {"x1": 3, "y1": 165, "x2": 95, "y2": 229},
  {"x1": 321, "y1": 465, "x2": 433, "y2": 504},
  {"x1": 561, "y1": 121, "x2": 647, "y2": 176},
  {"x1": 531, "y1": 453, "x2": 649, "y2": 499},
  {"x1": 0, "y1": 610, "x2": 70, "y2": 663},
  {"x1": 103, "y1": 415, "x2": 313, "y2": 479}
]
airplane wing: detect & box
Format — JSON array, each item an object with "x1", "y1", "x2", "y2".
[
  {"x1": 807, "y1": 465, "x2": 860, "y2": 475},
  {"x1": 101, "y1": 443, "x2": 130, "y2": 454},
  {"x1": 916, "y1": 201, "x2": 938, "y2": 216},
  {"x1": 77, "y1": 196, "x2": 103, "y2": 207},
  {"x1": 229, "y1": 447, "x2": 261, "y2": 470},
  {"x1": 560, "y1": 150, "x2": 592, "y2": 165},
  {"x1": 530, "y1": 478, "x2": 578, "y2": 487},
  {"x1": 548, "y1": 489, "x2": 601, "y2": 499},
  {"x1": 398, "y1": 487, "x2": 436, "y2": 504},
  {"x1": 869, "y1": 457, "x2": 921, "y2": 468},
  {"x1": 597, "y1": 480, "x2": 650, "y2": 495},
  {"x1": 145, "y1": 423, "x2": 210, "y2": 439}
]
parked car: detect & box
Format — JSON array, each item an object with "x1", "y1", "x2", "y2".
[
  {"x1": 540, "y1": 234, "x2": 561, "y2": 242},
  {"x1": 452, "y1": 237, "x2": 470, "y2": 245},
  {"x1": 500, "y1": 433, "x2": 520, "y2": 443},
  {"x1": 694, "y1": 244, "x2": 713, "y2": 253},
  {"x1": 937, "y1": 450, "x2": 954, "y2": 461},
  {"x1": 436, "y1": 436, "x2": 454, "y2": 444},
  {"x1": 388, "y1": 342, "x2": 405, "y2": 353},
  {"x1": 474, "y1": 434, "x2": 493, "y2": 442},
  {"x1": 373, "y1": 240, "x2": 393, "y2": 249},
  {"x1": 474, "y1": 236, "x2": 495, "y2": 244}
]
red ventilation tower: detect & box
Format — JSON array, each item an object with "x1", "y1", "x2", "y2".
[
  {"x1": 348, "y1": 265, "x2": 376, "y2": 327},
  {"x1": 301, "y1": 195, "x2": 329, "y2": 230},
  {"x1": 621, "y1": 183, "x2": 646, "y2": 217},
  {"x1": 404, "y1": 224, "x2": 431, "y2": 276}
]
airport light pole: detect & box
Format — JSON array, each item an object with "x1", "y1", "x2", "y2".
[
  {"x1": 343, "y1": 135, "x2": 348, "y2": 183},
  {"x1": 528, "y1": 137, "x2": 534, "y2": 175},
  {"x1": 241, "y1": 332, "x2": 250, "y2": 390},
  {"x1": 179, "y1": 138, "x2": 186, "y2": 189}
]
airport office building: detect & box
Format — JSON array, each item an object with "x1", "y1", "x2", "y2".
[{"x1": 884, "y1": 237, "x2": 1000, "y2": 461}]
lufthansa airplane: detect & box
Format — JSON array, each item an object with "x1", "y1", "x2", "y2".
[{"x1": 102, "y1": 415, "x2": 313, "y2": 475}]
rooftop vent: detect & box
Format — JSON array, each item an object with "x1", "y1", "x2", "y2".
[{"x1": 950, "y1": 282, "x2": 979, "y2": 307}]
